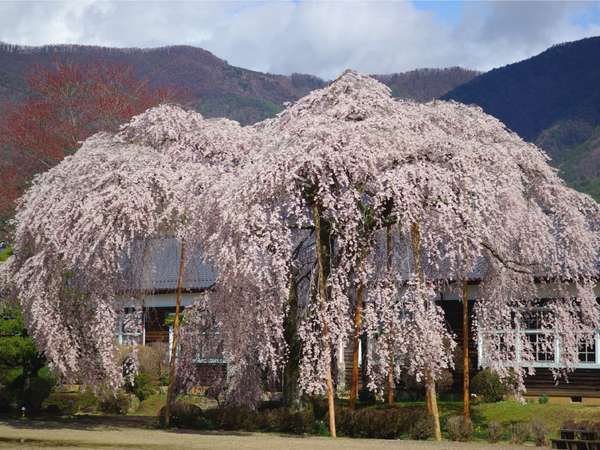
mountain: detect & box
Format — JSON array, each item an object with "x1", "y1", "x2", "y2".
[
  {"x1": 0, "y1": 42, "x2": 479, "y2": 239},
  {"x1": 2, "y1": 39, "x2": 598, "y2": 202},
  {"x1": 0, "y1": 43, "x2": 476, "y2": 124},
  {"x1": 0, "y1": 43, "x2": 326, "y2": 124},
  {"x1": 443, "y1": 36, "x2": 600, "y2": 201},
  {"x1": 375, "y1": 67, "x2": 479, "y2": 102}
]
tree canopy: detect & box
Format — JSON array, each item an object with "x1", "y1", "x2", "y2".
[{"x1": 4, "y1": 71, "x2": 599, "y2": 435}]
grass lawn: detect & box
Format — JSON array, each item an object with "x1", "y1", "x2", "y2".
[
  {"x1": 429, "y1": 399, "x2": 600, "y2": 439},
  {"x1": 0, "y1": 245, "x2": 12, "y2": 262},
  {"x1": 476, "y1": 400, "x2": 600, "y2": 437},
  {"x1": 0, "y1": 419, "x2": 534, "y2": 450},
  {"x1": 132, "y1": 393, "x2": 217, "y2": 417},
  {"x1": 132, "y1": 393, "x2": 166, "y2": 417},
  {"x1": 37, "y1": 391, "x2": 600, "y2": 445}
]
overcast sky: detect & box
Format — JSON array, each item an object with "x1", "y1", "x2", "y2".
[{"x1": 1, "y1": 1, "x2": 600, "y2": 79}]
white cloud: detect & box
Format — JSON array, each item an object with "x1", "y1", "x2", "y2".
[{"x1": 0, "y1": 1, "x2": 599, "y2": 78}]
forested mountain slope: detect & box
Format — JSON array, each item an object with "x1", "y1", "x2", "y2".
[
  {"x1": 0, "y1": 43, "x2": 476, "y2": 123},
  {"x1": 444, "y1": 37, "x2": 600, "y2": 200}
]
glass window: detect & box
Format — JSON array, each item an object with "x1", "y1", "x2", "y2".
[
  {"x1": 578, "y1": 337, "x2": 596, "y2": 363},
  {"x1": 525, "y1": 332, "x2": 555, "y2": 362},
  {"x1": 521, "y1": 308, "x2": 551, "y2": 330}
]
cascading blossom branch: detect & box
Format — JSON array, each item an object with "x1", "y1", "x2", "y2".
[
  {"x1": 9, "y1": 105, "x2": 255, "y2": 388},
  {"x1": 199, "y1": 70, "x2": 599, "y2": 400},
  {"x1": 7, "y1": 70, "x2": 599, "y2": 403}
]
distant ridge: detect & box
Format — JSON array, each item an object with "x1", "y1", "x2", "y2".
[
  {"x1": 444, "y1": 36, "x2": 600, "y2": 200},
  {"x1": 0, "y1": 42, "x2": 323, "y2": 124},
  {"x1": 375, "y1": 67, "x2": 480, "y2": 102},
  {"x1": 0, "y1": 42, "x2": 476, "y2": 124}
]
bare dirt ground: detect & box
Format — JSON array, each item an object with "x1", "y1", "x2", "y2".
[{"x1": 0, "y1": 419, "x2": 535, "y2": 450}]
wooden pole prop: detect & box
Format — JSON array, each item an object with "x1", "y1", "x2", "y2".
[
  {"x1": 411, "y1": 222, "x2": 442, "y2": 441},
  {"x1": 312, "y1": 204, "x2": 337, "y2": 438},
  {"x1": 164, "y1": 240, "x2": 186, "y2": 428},
  {"x1": 426, "y1": 375, "x2": 442, "y2": 441},
  {"x1": 350, "y1": 256, "x2": 365, "y2": 409},
  {"x1": 386, "y1": 223, "x2": 394, "y2": 406},
  {"x1": 462, "y1": 280, "x2": 471, "y2": 420}
]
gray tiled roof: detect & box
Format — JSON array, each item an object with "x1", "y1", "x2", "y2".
[{"x1": 124, "y1": 238, "x2": 217, "y2": 292}]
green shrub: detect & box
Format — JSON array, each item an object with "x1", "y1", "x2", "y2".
[
  {"x1": 337, "y1": 408, "x2": 391, "y2": 438},
  {"x1": 511, "y1": 422, "x2": 530, "y2": 444},
  {"x1": 313, "y1": 419, "x2": 329, "y2": 436},
  {"x1": 531, "y1": 420, "x2": 548, "y2": 446},
  {"x1": 160, "y1": 374, "x2": 169, "y2": 386},
  {"x1": 260, "y1": 407, "x2": 314, "y2": 434},
  {"x1": 43, "y1": 393, "x2": 77, "y2": 415},
  {"x1": 130, "y1": 373, "x2": 156, "y2": 402},
  {"x1": 159, "y1": 401, "x2": 203, "y2": 428},
  {"x1": 1, "y1": 366, "x2": 56, "y2": 414},
  {"x1": 77, "y1": 390, "x2": 100, "y2": 413},
  {"x1": 538, "y1": 394, "x2": 549, "y2": 404},
  {"x1": 0, "y1": 387, "x2": 12, "y2": 412},
  {"x1": 471, "y1": 369, "x2": 507, "y2": 402},
  {"x1": 487, "y1": 421, "x2": 503, "y2": 443},
  {"x1": 0, "y1": 305, "x2": 52, "y2": 414},
  {"x1": 43, "y1": 390, "x2": 99, "y2": 415},
  {"x1": 195, "y1": 415, "x2": 215, "y2": 430},
  {"x1": 446, "y1": 415, "x2": 474, "y2": 441},
  {"x1": 280, "y1": 408, "x2": 314, "y2": 434},
  {"x1": 23, "y1": 371, "x2": 55, "y2": 413},
  {"x1": 334, "y1": 406, "x2": 426, "y2": 439},
  {"x1": 204, "y1": 405, "x2": 258, "y2": 431},
  {"x1": 409, "y1": 415, "x2": 434, "y2": 440},
  {"x1": 99, "y1": 391, "x2": 131, "y2": 415},
  {"x1": 195, "y1": 405, "x2": 315, "y2": 434},
  {"x1": 156, "y1": 403, "x2": 436, "y2": 438},
  {"x1": 358, "y1": 387, "x2": 376, "y2": 403},
  {"x1": 309, "y1": 398, "x2": 328, "y2": 421}
]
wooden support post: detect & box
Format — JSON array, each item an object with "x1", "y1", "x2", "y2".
[
  {"x1": 411, "y1": 222, "x2": 442, "y2": 440},
  {"x1": 349, "y1": 256, "x2": 365, "y2": 410},
  {"x1": 312, "y1": 204, "x2": 336, "y2": 438},
  {"x1": 462, "y1": 280, "x2": 470, "y2": 421},
  {"x1": 386, "y1": 223, "x2": 394, "y2": 406},
  {"x1": 426, "y1": 375, "x2": 442, "y2": 441},
  {"x1": 164, "y1": 240, "x2": 186, "y2": 428}
]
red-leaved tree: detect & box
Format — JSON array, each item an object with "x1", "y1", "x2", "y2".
[{"x1": 0, "y1": 60, "x2": 182, "y2": 235}]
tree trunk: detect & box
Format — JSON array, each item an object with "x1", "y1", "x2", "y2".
[
  {"x1": 349, "y1": 261, "x2": 365, "y2": 409},
  {"x1": 283, "y1": 275, "x2": 302, "y2": 409},
  {"x1": 410, "y1": 222, "x2": 422, "y2": 277},
  {"x1": 385, "y1": 223, "x2": 394, "y2": 406},
  {"x1": 425, "y1": 379, "x2": 433, "y2": 415},
  {"x1": 164, "y1": 240, "x2": 186, "y2": 428},
  {"x1": 312, "y1": 204, "x2": 336, "y2": 438},
  {"x1": 462, "y1": 280, "x2": 470, "y2": 421},
  {"x1": 386, "y1": 364, "x2": 394, "y2": 406},
  {"x1": 426, "y1": 376, "x2": 442, "y2": 441},
  {"x1": 411, "y1": 222, "x2": 441, "y2": 439}
]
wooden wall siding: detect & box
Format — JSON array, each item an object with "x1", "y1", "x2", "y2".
[
  {"x1": 343, "y1": 339, "x2": 355, "y2": 388},
  {"x1": 524, "y1": 368, "x2": 600, "y2": 397},
  {"x1": 439, "y1": 300, "x2": 478, "y2": 393},
  {"x1": 145, "y1": 330, "x2": 168, "y2": 343}
]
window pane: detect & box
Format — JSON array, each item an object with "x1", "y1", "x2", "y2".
[
  {"x1": 578, "y1": 337, "x2": 596, "y2": 363},
  {"x1": 526, "y1": 332, "x2": 554, "y2": 362}
]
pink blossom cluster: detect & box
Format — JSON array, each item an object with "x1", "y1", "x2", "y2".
[{"x1": 5, "y1": 71, "x2": 599, "y2": 402}]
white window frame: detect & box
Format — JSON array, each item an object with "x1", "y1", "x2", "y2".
[{"x1": 478, "y1": 306, "x2": 600, "y2": 369}]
